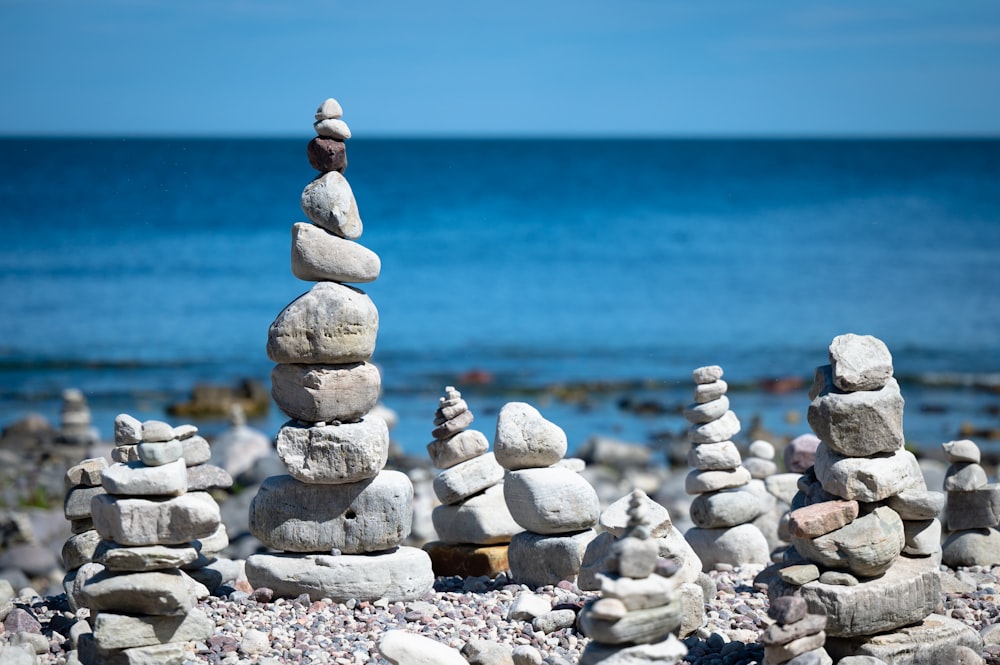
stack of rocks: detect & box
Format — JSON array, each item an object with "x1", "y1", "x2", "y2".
[
  {"x1": 56, "y1": 389, "x2": 100, "y2": 447},
  {"x1": 422, "y1": 386, "x2": 522, "y2": 577},
  {"x1": 744, "y1": 439, "x2": 779, "y2": 480},
  {"x1": 683, "y1": 365, "x2": 771, "y2": 570},
  {"x1": 62, "y1": 457, "x2": 108, "y2": 609},
  {"x1": 76, "y1": 414, "x2": 221, "y2": 665},
  {"x1": 940, "y1": 438, "x2": 1000, "y2": 567},
  {"x1": 760, "y1": 334, "x2": 982, "y2": 663},
  {"x1": 245, "y1": 98, "x2": 434, "y2": 602},
  {"x1": 742, "y1": 438, "x2": 793, "y2": 555},
  {"x1": 576, "y1": 490, "x2": 689, "y2": 665},
  {"x1": 761, "y1": 596, "x2": 831, "y2": 665},
  {"x1": 496, "y1": 402, "x2": 600, "y2": 588}
]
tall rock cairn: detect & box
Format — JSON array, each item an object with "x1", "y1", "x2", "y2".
[
  {"x1": 682, "y1": 365, "x2": 771, "y2": 570},
  {"x1": 762, "y1": 334, "x2": 983, "y2": 661},
  {"x1": 423, "y1": 386, "x2": 522, "y2": 578},
  {"x1": 576, "y1": 490, "x2": 689, "y2": 665},
  {"x1": 495, "y1": 402, "x2": 600, "y2": 588},
  {"x1": 245, "y1": 98, "x2": 434, "y2": 602},
  {"x1": 75, "y1": 414, "x2": 223, "y2": 665},
  {"x1": 940, "y1": 438, "x2": 1000, "y2": 567}
]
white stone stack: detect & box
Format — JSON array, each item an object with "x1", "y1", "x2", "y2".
[
  {"x1": 423, "y1": 386, "x2": 522, "y2": 578},
  {"x1": 75, "y1": 414, "x2": 221, "y2": 665},
  {"x1": 495, "y1": 402, "x2": 600, "y2": 588},
  {"x1": 682, "y1": 365, "x2": 771, "y2": 570},
  {"x1": 56, "y1": 388, "x2": 100, "y2": 447},
  {"x1": 577, "y1": 490, "x2": 689, "y2": 665},
  {"x1": 245, "y1": 98, "x2": 433, "y2": 602},
  {"x1": 760, "y1": 334, "x2": 982, "y2": 663},
  {"x1": 940, "y1": 438, "x2": 1000, "y2": 567}
]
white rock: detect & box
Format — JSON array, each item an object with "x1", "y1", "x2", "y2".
[
  {"x1": 748, "y1": 439, "x2": 776, "y2": 460},
  {"x1": 692, "y1": 366, "x2": 724, "y2": 384},
  {"x1": 685, "y1": 466, "x2": 751, "y2": 494},
  {"x1": 433, "y1": 452, "x2": 504, "y2": 505},
  {"x1": 504, "y1": 466, "x2": 600, "y2": 534},
  {"x1": 431, "y1": 484, "x2": 522, "y2": 544},
  {"x1": 291, "y1": 222, "x2": 381, "y2": 283},
  {"x1": 694, "y1": 380, "x2": 728, "y2": 403},
  {"x1": 314, "y1": 98, "x2": 343, "y2": 120},
  {"x1": 688, "y1": 410, "x2": 741, "y2": 444},
  {"x1": 508, "y1": 591, "x2": 553, "y2": 620},
  {"x1": 267, "y1": 282, "x2": 378, "y2": 364},
  {"x1": 181, "y1": 435, "x2": 212, "y2": 466},
  {"x1": 114, "y1": 414, "x2": 143, "y2": 445},
  {"x1": 314, "y1": 118, "x2": 352, "y2": 140},
  {"x1": 426, "y1": 429, "x2": 490, "y2": 469},
  {"x1": 379, "y1": 630, "x2": 467, "y2": 665},
  {"x1": 688, "y1": 440, "x2": 743, "y2": 471},
  {"x1": 814, "y1": 444, "x2": 922, "y2": 503},
  {"x1": 599, "y1": 491, "x2": 674, "y2": 538},
  {"x1": 494, "y1": 402, "x2": 568, "y2": 470},
  {"x1": 240, "y1": 628, "x2": 272, "y2": 656},
  {"x1": 277, "y1": 417, "x2": 389, "y2": 484},
  {"x1": 829, "y1": 333, "x2": 893, "y2": 391},
  {"x1": 301, "y1": 171, "x2": 363, "y2": 239},
  {"x1": 91, "y1": 491, "x2": 221, "y2": 546},
  {"x1": 101, "y1": 459, "x2": 187, "y2": 496},
  {"x1": 141, "y1": 419, "x2": 174, "y2": 443},
  {"x1": 942, "y1": 439, "x2": 981, "y2": 464},
  {"x1": 683, "y1": 396, "x2": 730, "y2": 424}
]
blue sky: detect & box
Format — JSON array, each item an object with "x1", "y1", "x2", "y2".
[{"x1": 2, "y1": 1, "x2": 999, "y2": 137}]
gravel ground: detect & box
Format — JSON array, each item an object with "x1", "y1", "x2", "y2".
[{"x1": 2, "y1": 565, "x2": 998, "y2": 664}]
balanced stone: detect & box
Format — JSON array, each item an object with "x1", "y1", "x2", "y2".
[
  {"x1": 91, "y1": 608, "x2": 214, "y2": 650},
  {"x1": 944, "y1": 486, "x2": 1000, "y2": 530},
  {"x1": 787, "y1": 500, "x2": 860, "y2": 539},
  {"x1": 314, "y1": 117, "x2": 351, "y2": 140},
  {"x1": 180, "y1": 436, "x2": 211, "y2": 466},
  {"x1": 687, "y1": 440, "x2": 742, "y2": 471},
  {"x1": 507, "y1": 529, "x2": 596, "y2": 588},
  {"x1": 942, "y1": 528, "x2": 1000, "y2": 567},
  {"x1": 688, "y1": 410, "x2": 740, "y2": 444},
  {"x1": 432, "y1": 409, "x2": 474, "y2": 439},
  {"x1": 114, "y1": 413, "x2": 143, "y2": 445},
  {"x1": 185, "y1": 464, "x2": 234, "y2": 491},
  {"x1": 61, "y1": 530, "x2": 102, "y2": 571},
  {"x1": 314, "y1": 97, "x2": 343, "y2": 119},
  {"x1": 427, "y1": 429, "x2": 489, "y2": 469},
  {"x1": 828, "y1": 333, "x2": 893, "y2": 392},
  {"x1": 685, "y1": 523, "x2": 771, "y2": 570},
  {"x1": 683, "y1": 396, "x2": 729, "y2": 424},
  {"x1": 266, "y1": 281, "x2": 378, "y2": 364},
  {"x1": 693, "y1": 365, "x2": 724, "y2": 384},
  {"x1": 93, "y1": 542, "x2": 200, "y2": 572},
  {"x1": 111, "y1": 444, "x2": 140, "y2": 463},
  {"x1": 141, "y1": 420, "x2": 174, "y2": 443},
  {"x1": 91, "y1": 492, "x2": 221, "y2": 546},
  {"x1": 65, "y1": 458, "x2": 108, "y2": 488},
  {"x1": 245, "y1": 547, "x2": 435, "y2": 603},
  {"x1": 886, "y1": 489, "x2": 945, "y2": 520},
  {"x1": 577, "y1": 600, "x2": 682, "y2": 645},
  {"x1": 307, "y1": 137, "x2": 347, "y2": 173},
  {"x1": 791, "y1": 507, "x2": 904, "y2": 578},
  {"x1": 101, "y1": 459, "x2": 187, "y2": 497},
  {"x1": 64, "y1": 485, "x2": 106, "y2": 520},
  {"x1": 300, "y1": 171, "x2": 362, "y2": 239},
  {"x1": 271, "y1": 361, "x2": 381, "y2": 423},
  {"x1": 504, "y1": 466, "x2": 600, "y2": 534},
  {"x1": 764, "y1": 616, "x2": 827, "y2": 644},
  {"x1": 824, "y1": 614, "x2": 984, "y2": 664},
  {"x1": 942, "y1": 439, "x2": 981, "y2": 464},
  {"x1": 276, "y1": 417, "x2": 389, "y2": 484},
  {"x1": 943, "y1": 462, "x2": 988, "y2": 491},
  {"x1": 807, "y1": 370, "x2": 904, "y2": 456},
  {"x1": 685, "y1": 466, "x2": 752, "y2": 494},
  {"x1": 432, "y1": 452, "x2": 504, "y2": 505},
  {"x1": 749, "y1": 439, "x2": 776, "y2": 460},
  {"x1": 80, "y1": 568, "x2": 199, "y2": 615},
  {"x1": 136, "y1": 439, "x2": 183, "y2": 467},
  {"x1": 902, "y1": 518, "x2": 942, "y2": 557},
  {"x1": 689, "y1": 489, "x2": 763, "y2": 529},
  {"x1": 494, "y1": 402, "x2": 568, "y2": 470},
  {"x1": 431, "y1": 484, "x2": 522, "y2": 544},
  {"x1": 291, "y1": 222, "x2": 380, "y2": 283},
  {"x1": 249, "y1": 472, "x2": 413, "y2": 553},
  {"x1": 813, "y1": 444, "x2": 921, "y2": 503}
]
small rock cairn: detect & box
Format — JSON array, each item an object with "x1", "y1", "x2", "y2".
[
  {"x1": 75, "y1": 414, "x2": 224, "y2": 664},
  {"x1": 941, "y1": 438, "x2": 1000, "y2": 567},
  {"x1": 244, "y1": 97, "x2": 434, "y2": 602},
  {"x1": 423, "y1": 386, "x2": 522, "y2": 577},
  {"x1": 62, "y1": 457, "x2": 108, "y2": 609},
  {"x1": 761, "y1": 596, "x2": 831, "y2": 665},
  {"x1": 761, "y1": 333, "x2": 982, "y2": 662},
  {"x1": 495, "y1": 402, "x2": 600, "y2": 588},
  {"x1": 744, "y1": 438, "x2": 792, "y2": 555},
  {"x1": 56, "y1": 388, "x2": 100, "y2": 447},
  {"x1": 577, "y1": 490, "x2": 689, "y2": 665},
  {"x1": 683, "y1": 365, "x2": 771, "y2": 570}
]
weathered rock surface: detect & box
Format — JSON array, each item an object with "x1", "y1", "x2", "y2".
[
  {"x1": 266, "y1": 282, "x2": 378, "y2": 364},
  {"x1": 507, "y1": 529, "x2": 595, "y2": 588},
  {"x1": 91, "y1": 492, "x2": 221, "y2": 546},
  {"x1": 813, "y1": 444, "x2": 921, "y2": 503},
  {"x1": 300, "y1": 171, "x2": 362, "y2": 239},
  {"x1": 828, "y1": 333, "x2": 893, "y2": 392},
  {"x1": 433, "y1": 453, "x2": 504, "y2": 506},
  {"x1": 291, "y1": 222, "x2": 380, "y2": 283},
  {"x1": 271, "y1": 362, "x2": 381, "y2": 423},
  {"x1": 807, "y1": 371, "x2": 904, "y2": 457},
  {"x1": 276, "y1": 417, "x2": 389, "y2": 484},
  {"x1": 494, "y1": 402, "x2": 568, "y2": 470},
  {"x1": 504, "y1": 467, "x2": 600, "y2": 534},
  {"x1": 431, "y1": 484, "x2": 522, "y2": 545}
]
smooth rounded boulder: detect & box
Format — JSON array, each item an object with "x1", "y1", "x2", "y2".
[
  {"x1": 300, "y1": 171, "x2": 362, "y2": 239},
  {"x1": 494, "y1": 402, "x2": 567, "y2": 470},
  {"x1": 504, "y1": 466, "x2": 600, "y2": 534},
  {"x1": 267, "y1": 282, "x2": 378, "y2": 364}
]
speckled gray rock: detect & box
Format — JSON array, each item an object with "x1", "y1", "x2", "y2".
[
  {"x1": 114, "y1": 414, "x2": 143, "y2": 445},
  {"x1": 291, "y1": 222, "x2": 380, "y2": 283},
  {"x1": 300, "y1": 171, "x2": 362, "y2": 239},
  {"x1": 944, "y1": 486, "x2": 1000, "y2": 530},
  {"x1": 828, "y1": 334, "x2": 893, "y2": 392},
  {"x1": 813, "y1": 444, "x2": 921, "y2": 503},
  {"x1": 245, "y1": 547, "x2": 434, "y2": 602},
  {"x1": 61, "y1": 530, "x2": 102, "y2": 571},
  {"x1": 101, "y1": 459, "x2": 187, "y2": 496},
  {"x1": 271, "y1": 361, "x2": 381, "y2": 423},
  {"x1": 808, "y1": 370, "x2": 904, "y2": 457},
  {"x1": 507, "y1": 529, "x2": 596, "y2": 588},
  {"x1": 90, "y1": 491, "x2": 221, "y2": 546},
  {"x1": 494, "y1": 402, "x2": 568, "y2": 471},
  {"x1": 687, "y1": 440, "x2": 742, "y2": 471},
  {"x1": 276, "y1": 417, "x2": 389, "y2": 484},
  {"x1": 249, "y1": 471, "x2": 413, "y2": 553},
  {"x1": 431, "y1": 484, "x2": 522, "y2": 545},
  {"x1": 266, "y1": 282, "x2": 378, "y2": 364},
  {"x1": 92, "y1": 608, "x2": 214, "y2": 650},
  {"x1": 504, "y1": 466, "x2": 600, "y2": 534},
  {"x1": 433, "y1": 452, "x2": 505, "y2": 505}
]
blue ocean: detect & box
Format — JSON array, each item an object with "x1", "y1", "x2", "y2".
[{"x1": 1, "y1": 138, "x2": 998, "y2": 457}]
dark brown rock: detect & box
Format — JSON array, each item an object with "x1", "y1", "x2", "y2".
[
  {"x1": 307, "y1": 137, "x2": 347, "y2": 173},
  {"x1": 770, "y1": 595, "x2": 808, "y2": 623}
]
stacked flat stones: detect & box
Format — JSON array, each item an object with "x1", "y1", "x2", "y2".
[
  {"x1": 245, "y1": 98, "x2": 433, "y2": 602},
  {"x1": 762, "y1": 334, "x2": 982, "y2": 662},
  {"x1": 56, "y1": 388, "x2": 100, "y2": 447},
  {"x1": 62, "y1": 457, "x2": 109, "y2": 610},
  {"x1": 941, "y1": 438, "x2": 1000, "y2": 567},
  {"x1": 76, "y1": 414, "x2": 221, "y2": 665},
  {"x1": 683, "y1": 365, "x2": 771, "y2": 570},
  {"x1": 762, "y1": 596, "x2": 831, "y2": 665},
  {"x1": 577, "y1": 490, "x2": 689, "y2": 665},
  {"x1": 496, "y1": 402, "x2": 600, "y2": 588},
  {"x1": 423, "y1": 386, "x2": 521, "y2": 578}
]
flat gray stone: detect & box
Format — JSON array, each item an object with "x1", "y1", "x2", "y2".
[
  {"x1": 687, "y1": 440, "x2": 742, "y2": 471},
  {"x1": 945, "y1": 486, "x2": 1000, "y2": 530},
  {"x1": 244, "y1": 546, "x2": 434, "y2": 602},
  {"x1": 277, "y1": 417, "x2": 389, "y2": 484},
  {"x1": 185, "y1": 463, "x2": 234, "y2": 491},
  {"x1": 64, "y1": 485, "x2": 106, "y2": 520},
  {"x1": 249, "y1": 471, "x2": 413, "y2": 553},
  {"x1": 825, "y1": 613, "x2": 983, "y2": 664},
  {"x1": 887, "y1": 489, "x2": 944, "y2": 520},
  {"x1": 942, "y1": 528, "x2": 1000, "y2": 568},
  {"x1": 271, "y1": 361, "x2": 381, "y2": 424},
  {"x1": 267, "y1": 282, "x2": 378, "y2": 364},
  {"x1": 92, "y1": 608, "x2": 214, "y2": 650},
  {"x1": 427, "y1": 429, "x2": 490, "y2": 470},
  {"x1": 814, "y1": 444, "x2": 921, "y2": 503},
  {"x1": 291, "y1": 222, "x2": 380, "y2": 283},
  {"x1": 828, "y1": 333, "x2": 893, "y2": 392},
  {"x1": 808, "y1": 370, "x2": 904, "y2": 457},
  {"x1": 494, "y1": 402, "x2": 568, "y2": 471},
  {"x1": 504, "y1": 467, "x2": 600, "y2": 534},
  {"x1": 141, "y1": 419, "x2": 174, "y2": 443},
  {"x1": 791, "y1": 506, "x2": 904, "y2": 578},
  {"x1": 684, "y1": 522, "x2": 771, "y2": 571},
  {"x1": 577, "y1": 599, "x2": 682, "y2": 645},
  {"x1": 683, "y1": 396, "x2": 729, "y2": 424},
  {"x1": 688, "y1": 410, "x2": 740, "y2": 444},
  {"x1": 507, "y1": 529, "x2": 595, "y2": 588},
  {"x1": 431, "y1": 484, "x2": 522, "y2": 545},
  {"x1": 578, "y1": 634, "x2": 688, "y2": 665},
  {"x1": 93, "y1": 542, "x2": 200, "y2": 572},
  {"x1": 91, "y1": 492, "x2": 221, "y2": 546},
  {"x1": 136, "y1": 439, "x2": 183, "y2": 466},
  {"x1": 689, "y1": 488, "x2": 763, "y2": 529},
  {"x1": 80, "y1": 568, "x2": 198, "y2": 615},
  {"x1": 78, "y1": 636, "x2": 188, "y2": 665},
  {"x1": 61, "y1": 530, "x2": 102, "y2": 571},
  {"x1": 181, "y1": 435, "x2": 211, "y2": 466},
  {"x1": 433, "y1": 452, "x2": 504, "y2": 505},
  {"x1": 300, "y1": 170, "x2": 362, "y2": 239},
  {"x1": 944, "y1": 462, "x2": 988, "y2": 491},
  {"x1": 101, "y1": 459, "x2": 187, "y2": 496}
]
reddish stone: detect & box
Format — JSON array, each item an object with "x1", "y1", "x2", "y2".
[
  {"x1": 307, "y1": 137, "x2": 347, "y2": 173},
  {"x1": 788, "y1": 500, "x2": 860, "y2": 539}
]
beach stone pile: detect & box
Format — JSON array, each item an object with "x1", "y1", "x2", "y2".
[
  {"x1": 576, "y1": 490, "x2": 689, "y2": 665},
  {"x1": 245, "y1": 97, "x2": 434, "y2": 602},
  {"x1": 743, "y1": 438, "x2": 794, "y2": 555},
  {"x1": 56, "y1": 389, "x2": 100, "y2": 447},
  {"x1": 495, "y1": 402, "x2": 600, "y2": 588},
  {"x1": 761, "y1": 596, "x2": 831, "y2": 665},
  {"x1": 760, "y1": 333, "x2": 982, "y2": 663},
  {"x1": 61, "y1": 457, "x2": 108, "y2": 609},
  {"x1": 422, "y1": 386, "x2": 522, "y2": 578},
  {"x1": 940, "y1": 438, "x2": 1000, "y2": 567},
  {"x1": 73, "y1": 414, "x2": 223, "y2": 664},
  {"x1": 682, "y1": 365, "x2": 771, "y2": 570}
]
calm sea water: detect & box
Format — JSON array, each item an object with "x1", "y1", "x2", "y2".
[{"x1": 1, "y1": 138, "x2": 998, "y2": 457}]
